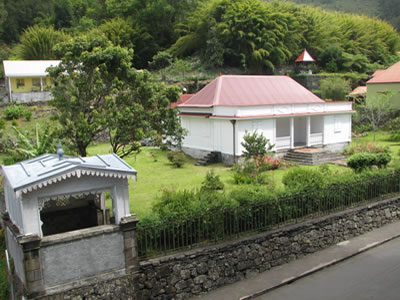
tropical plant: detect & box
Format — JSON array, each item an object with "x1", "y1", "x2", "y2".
[
  {"x1": 8, "y1": 124, "x2": 56, "y2": 161},
  {"x1": 17, "y1": 25, "x2": 70, "y2": 60}
]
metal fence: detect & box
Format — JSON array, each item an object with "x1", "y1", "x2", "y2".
[{"x1": 137, "y1": 172, "x2": 400, "y2": 258}]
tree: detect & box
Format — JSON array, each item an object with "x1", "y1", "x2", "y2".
[
  {"x1": 241, "y1": 130, "x2": 274, "y2": 160},
  {"x1": 360, "y1": 93, "x2": 394, "y2": 141},
  {"x1": 48, "y1": 35, "x2": 185, "y2": 157},
  {"x1": 17, "y1": 25, "x2": 70, "y2": 59},
  {"x1": 320, "y1": 77, "x2": 351, "y2": 101}
]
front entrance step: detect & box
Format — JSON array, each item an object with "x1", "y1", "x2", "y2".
[
  {"x1": 195, "y1": 151, "x2": 222, "y2": 166},
  {"x1": 283, "y1": 148, "x2": 346, "y2": 165}
]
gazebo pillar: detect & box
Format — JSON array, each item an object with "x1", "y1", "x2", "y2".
[{"x1": 110, "y1": 178, "x2": 131, "y2": 224}]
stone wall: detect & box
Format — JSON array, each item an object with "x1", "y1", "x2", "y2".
[{"x1": 39, "y1": 197, "x2": 400, "y2": 300}]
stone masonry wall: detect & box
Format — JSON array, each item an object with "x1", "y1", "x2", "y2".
[{"x1": 40, "y1": 197, "x2": 400, "y2": 300}]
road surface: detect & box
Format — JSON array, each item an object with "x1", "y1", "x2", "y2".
[{"x1": 256, "y1": 237, "x2": 400, "y2": 300}]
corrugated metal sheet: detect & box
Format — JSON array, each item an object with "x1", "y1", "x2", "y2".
[
  {"x1": 179, "y1": 75, "x2": 325, "y2": 107},
  {"x1": 3, "y1": 60, "x2": 61, "y2": 77},
  {"x1": 1, "y1": 153, "x2": 137, "y2": 192},
  {"x1": 171, "y1": 94, "x2": 194, "y2": 107},
  {"x1": 367, "y1": 61, "x2": 400, "y2": 84}
]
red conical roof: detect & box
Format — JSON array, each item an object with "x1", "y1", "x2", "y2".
[{"x1": 295, "y1": 49, "x2": 315, "y2": 63}]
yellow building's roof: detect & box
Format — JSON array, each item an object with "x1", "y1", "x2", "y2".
[{"x1": 3, "y1": 60, "x2": 61, "y2": 77}]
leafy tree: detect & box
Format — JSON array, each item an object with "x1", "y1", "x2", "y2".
[
  {"x1": 0, "y1": 0, "x2": 53, "y2": 44},
  {"x1": 360, "y1": 93, "x2": 394, "y2": 141},
  {"x1": 241, "y1": 130, "x2": 274, "y2": 160},
  {"x1": 53, "y1": 0, "x2": 74, "y2": 29},
  {"x1": 48, "y1": 35, "x2": 185, "y2": 157},
  {"x1": 17, "y1": 25, "x2": 70, "y2": 60},
  {"x1": 149, "y1": 51, "x2": 173, "y2": 71},
  {"x1": 320, "y1": 77, "x2": 351, "y2": 101}
]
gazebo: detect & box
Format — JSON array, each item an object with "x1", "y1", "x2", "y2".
[
  {"x1": 1, "y1": 150, "x2": 139, "y2": 298},
  {"x1": 295, "y1": 49, "x2": 315, "y2": 74}
]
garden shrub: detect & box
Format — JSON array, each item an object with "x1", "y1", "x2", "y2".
[
  {"x1": 23, "y1": 109, "x2": 32, "y2": 121},
  {"x1": 353, "y1": 123, "x2": 373, "y2": 134},
  {"x1": 282, "y1": 167, "x2": 326, "y2": 192},
  {"x1": 347, "y1": 152, "x2": 392, "y2": 172},
  {"x1": 0, "y1": 119, "x2": 5, "y2": 130},
  {"x1": 201, "y1": 170, "x2": 224, "y2": 191},
  {"x1": 4, "y1": 104, "x2": 25, "y2": 120},
  {"x1": 254, "y1": 155, "x2": 288, "y2": 171},
  {"x1": 241, "y1": 130, "x2": 274, "y2": 159},
  {"x1": 167, "y1": 151, "x2": 185, "y2": 168},
  {"x1": 232, "y1": 160, "x2": 268, "y2": 185},
  {"x1": 320, "y1": 77, "x2": 351, "y2": 100}
]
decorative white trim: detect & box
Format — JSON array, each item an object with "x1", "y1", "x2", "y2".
[
  {"x1": 20, "y1": 170, "x2": 136, "y2": 194},
  {"x1": 38, "y1": 189, "x2": 105, "y2": 211}
]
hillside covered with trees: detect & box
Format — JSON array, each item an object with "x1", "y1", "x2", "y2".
[
  {"x1": 289, "y1": 0, "x2": 400, "y2": 32},
  {"x1": 0, "y1": 0, "x2": 399, "y2": 75}
]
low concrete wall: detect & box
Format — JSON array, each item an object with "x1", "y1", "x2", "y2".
[
  {"x1": 40, "y1": 226, "x2": 125, "y2": 290},
  {"x1": 9, "y1": 91, "x2": 53, "y2": 103},
  {"x1": 39, "y1": 197, "x2": 400, "y2": 300}
]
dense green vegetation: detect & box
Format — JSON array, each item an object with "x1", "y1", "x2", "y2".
[
  {"x1": 0, "y1": 0, "x2": 399, "y2": 76},
  {"x1": 290, "y1": 0, "x2": 400, "y2": 31}
]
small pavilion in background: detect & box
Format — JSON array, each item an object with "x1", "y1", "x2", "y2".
[{"x1": 295, "y1": 49, "x2": 316, "y2": 74}]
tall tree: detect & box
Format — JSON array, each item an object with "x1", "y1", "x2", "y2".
[{"x1": 48, "y1": 35, "x2": 184, "y2": 157}]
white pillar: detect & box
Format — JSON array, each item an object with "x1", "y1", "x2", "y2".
[
  {"x1": 7, "y1": 77, "x2": 12, "y2": 102},
  {"x1": 290, "y1": 118, "x2": 294, "y2": 149},
  {"x1": 110, "y1": 179, "x2": 131, "y2": 224},
  {"x1": 306, "y1": 116, "x2": 311, "y2": 147},
  {"x1": 40, "y1": 77, "x2": 43, "y2": 91}
]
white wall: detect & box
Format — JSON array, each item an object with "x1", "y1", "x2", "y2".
[
  {"x1": 213, "y1": 119, "x2": 234, "y2": 155},
  {"x1": 181, "y1": 116, "x2": 214, "y2": 151},
  {"x1": 323, "y1": 114, "x2": 352, "y2": 145},
  {"x1": 311, "y1": 116, "x2": 324, "y2": 133}
]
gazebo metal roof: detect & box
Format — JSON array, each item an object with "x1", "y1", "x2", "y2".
[{"x1": 1, "y1": 153, "x2": 137, "y2": 193}]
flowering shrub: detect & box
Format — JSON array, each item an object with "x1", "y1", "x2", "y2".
[
  {"x1": 254, "y1": 155, "x2": 290, "y2": 171},
  {"x1": 344, "y1": 142, "x2": 390, "y2": 156}
]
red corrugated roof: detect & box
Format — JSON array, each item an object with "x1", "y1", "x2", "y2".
[
  {"x1": 295, "y1": 49, "x2": 315, "y2": 62},
  {"x1": 171, "y1": 94, "x2": 194, "y2": 107},
  {"x1": 178, "y1": 75, "x2": 324, "y2": 107},
  {"x1": 349, "y1": 86, "x2": 367, "y2": 95},
  {"x1": 367, "y1": 61, "x2": 400, "y2": 84}
]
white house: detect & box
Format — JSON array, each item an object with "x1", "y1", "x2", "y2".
[
  {"x1": 177, "y1": 75, "x2": 353, "y2": 163},
  {"x1": 3, "y1": 60, "x2": 61, "y2": 103}
]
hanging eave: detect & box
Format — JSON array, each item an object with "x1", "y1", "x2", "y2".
[{"x1": 16, "y1": 168, "x2": 137, "y2": 194}]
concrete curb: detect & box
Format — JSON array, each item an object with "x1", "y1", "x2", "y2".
[{"x1": 239, "y1": 234, "x2": 400, "y2": 300}]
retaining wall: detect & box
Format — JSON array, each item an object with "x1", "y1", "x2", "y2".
[{"x1": 39, "y1": 196, "x2": 400, "y2": 300}]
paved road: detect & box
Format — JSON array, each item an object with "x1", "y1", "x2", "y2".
[{"x1": 256, "y1": 237, "x2": 400, "y2": 300}]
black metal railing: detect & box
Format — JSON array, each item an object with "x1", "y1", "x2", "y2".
[{"x1": 137, "y1": 172, "x2": 400, "y2": 258}]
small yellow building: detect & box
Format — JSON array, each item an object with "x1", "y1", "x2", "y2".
[
  {"x1": 366, "y1": 61, "x2": 400, "y2": 107},
  {"x1": 3, "y1": 60, "x2": 61, "y2": 103}
]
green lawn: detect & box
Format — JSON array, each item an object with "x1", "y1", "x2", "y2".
[{"x1": 88, "y1": 143, "x2": 349, "y2": 217}]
